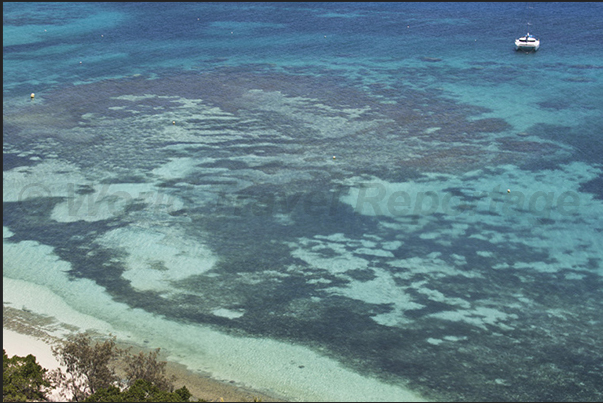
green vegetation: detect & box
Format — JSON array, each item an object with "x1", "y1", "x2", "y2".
[
  {"x1": 84, "y1": 379, "x2": 191, "y2": 402},
  {"x1": 50, "y1": 333, "x2": 121, "y2": 401},
  {"x1": 122, "y1": 347, "x2": 176, "y2": 391},
  {"x1": 3, "y1": 349, "x2": 51, "y2": 402},
  {"x1": 3, "y1": 333, "x2": 192, "y2": 402}
]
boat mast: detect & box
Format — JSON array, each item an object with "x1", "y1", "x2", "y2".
[{"x1": 525, "y1": 3, "x2": 534, "y2": 35}]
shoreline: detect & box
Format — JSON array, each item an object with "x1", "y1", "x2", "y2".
[
  {"x1": 3, "y1": 307, "x2": 286, "y2": 402},
  {"x1": 3, "y1": 285, "x2": 427, "y2": 402}
]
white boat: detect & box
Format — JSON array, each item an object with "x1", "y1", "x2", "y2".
[
  {"x1": 515, "y1": 4, "x2": 540, "y2": 52},
  {"x1": 515, "y1": 32, "x2": 540, "y2": 51}
]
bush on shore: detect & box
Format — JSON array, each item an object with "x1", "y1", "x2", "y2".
[
  {"x1": 3, "y1": 349, "x2": 51, "y2": 402},
  {"x1": 3, "y1": 333, "x2": 193, "y2": 402},
  {"x1": 83, "y1": 379, "x2": 191, "y2": 402}
]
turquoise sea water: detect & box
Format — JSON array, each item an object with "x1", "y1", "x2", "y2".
[{"x1": 4, "y1": 3, "x2": 603, "y2": 401}]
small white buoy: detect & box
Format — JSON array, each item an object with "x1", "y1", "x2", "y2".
[
  {"x1": 324, "y1": 35, "x2": 327, "y2": 38},
  {"x1": 30, "y1": 93, "x2": 35, "y2": 100},
  {"x1": 332, "y1": 156, "x2": 336, "y2": 160},
  {"x1": 407, "y1": 25, "x2": 410, "y2": 28},
  {"x1": 507, "y1": 189, "x2": 511, "y2": 193},
  {"x1": 79, "y1": 61, "x2": 82, "y2": 64},
  {"x1": 172, "y1": 121, "x2": 176, "y2": 125},
  {"x1": 101, "y1": 34, "x2": 104, "y2": 37}
]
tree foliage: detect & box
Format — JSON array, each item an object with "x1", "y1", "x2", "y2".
[
  {"x1": 48, "y1": 332, "x2": 191, "y2": 402},
  {"x1": 3, "y1": 349, "x2": 51, "y2": 402},
  {"x1": 83, "y1": 379, "x2": 191, "y2": 402},
  {"x1": 4, "y1": 333, "x2": 195, "y2": 402},
  {"x1": 51, "y1": 333, "x2": 122, "y2": 401},
  {"x1": 123, "y1": 348, "x2": 176, "y2": 391}
]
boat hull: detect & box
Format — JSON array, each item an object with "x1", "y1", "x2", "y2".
[
  {"x1": 515, "y1": 44, "x2": 540, "y2": 51},
  {"x1": 515, "y1": 40, "x2": 540, "y2": 51},
  {"x1": 515, "y1": 33, "x2": 540, "y2": 51}
]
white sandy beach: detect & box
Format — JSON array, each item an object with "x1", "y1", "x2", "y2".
[{"x1": 3, "y1": 328, "x2": 63, "y2": 371}]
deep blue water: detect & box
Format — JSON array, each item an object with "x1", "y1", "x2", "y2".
[{"x1": 4, "y1": 3, "x2": 603, "y2": 401}]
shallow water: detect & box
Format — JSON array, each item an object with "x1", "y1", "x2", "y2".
[{"x1": 4, "y1": 3, "x2": 603, "y2": 401}]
